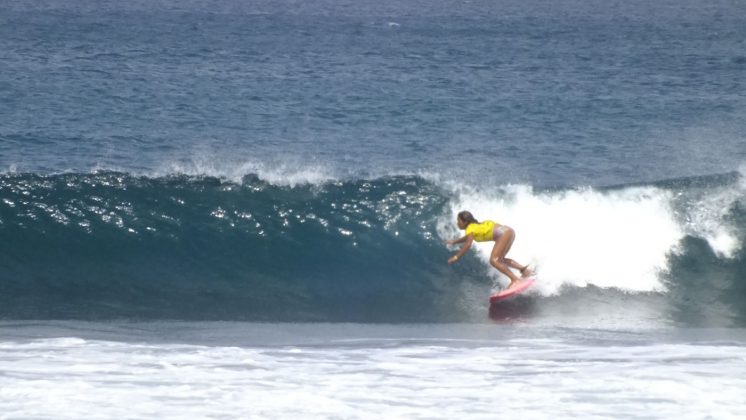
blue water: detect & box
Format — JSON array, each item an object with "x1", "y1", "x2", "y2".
[
  {"x1": 2, "y1": 0, "x2": 745, "y2": 185},
  {"x1": 2, "y1": 0, "x2": 745, "y2": 324},
  {"x1": 2, "y1": 0, "x2": 746, "y2": 417}
]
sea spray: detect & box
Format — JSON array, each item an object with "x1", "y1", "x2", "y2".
[{"x1": 446, "y1": 185, "x2": 684, "y2": 294}]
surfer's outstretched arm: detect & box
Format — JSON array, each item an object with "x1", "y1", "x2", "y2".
[{"x1": 447, "y1": 235, "x2": 473, "y2": 264}]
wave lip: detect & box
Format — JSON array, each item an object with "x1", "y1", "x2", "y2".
[{"x1": 157, "y1": 158, "x2": 340, "y2": 187}]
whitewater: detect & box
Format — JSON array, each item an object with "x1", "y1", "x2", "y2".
[{"x1": 0, "y1": 323, "x2": 744, "y2": 419}]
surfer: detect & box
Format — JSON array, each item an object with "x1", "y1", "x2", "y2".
[{"x1": 445, "y1": 210, "x2": 532, "y2": 288}]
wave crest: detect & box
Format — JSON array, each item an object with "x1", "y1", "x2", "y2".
[{"x1": 0, "y1": 171, "x2": 744, "y2": 322}]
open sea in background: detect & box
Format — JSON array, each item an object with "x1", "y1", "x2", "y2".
[{"x1": 1, "y1": 0, "x2": 745, "y2": 417}]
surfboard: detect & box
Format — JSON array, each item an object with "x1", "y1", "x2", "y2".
[{"x1": 489, "y1": 276, "x2": 536, "y2": 304}]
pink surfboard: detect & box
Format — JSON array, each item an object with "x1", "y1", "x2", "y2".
[{"x1": 489, "y1": 276, "x2": 536, "y2": 304}]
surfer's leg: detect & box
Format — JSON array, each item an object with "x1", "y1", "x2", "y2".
[
  {"x1": 490, "y1": 229, "x2": 522, "y2": 286},
  {"x1": 490, "y1": 259, "x2": 519, "y2": 287},
  {"x1": 502, "y1": 258, "x2": 533, "y2": 277},
  {"x1": 497, "y1": 229, "x2": 532, "y2": 277},
  {"x1": 495, "y1": 228, "x2": 517, "y2": 268},
  {"x1": 502, "y1": 258, "x2": 522, "y2": 270}
]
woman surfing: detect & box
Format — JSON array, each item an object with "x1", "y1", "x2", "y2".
[{"x1": 444, "y1": 210, "x2": 532, "y2": 289}]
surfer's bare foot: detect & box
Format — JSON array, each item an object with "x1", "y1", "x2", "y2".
[
  {"x1": 508, "y1": 280, "x2": 520, "y2": 288},
  {"x1": 520, "y1": 265, "x2": 533, "y2": 278}
]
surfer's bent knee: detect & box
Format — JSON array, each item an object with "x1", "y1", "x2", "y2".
[{"x1": 491, "y1": 258, "x2": 506, "y2": 267}]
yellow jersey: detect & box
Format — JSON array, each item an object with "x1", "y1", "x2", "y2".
[{"x1": 465, "y1": 220, "x2": 500, "y2": 242}]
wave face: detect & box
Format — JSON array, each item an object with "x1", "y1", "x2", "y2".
[{"x1": 1, "y1": 170, "x2": 745, "y2": 324}]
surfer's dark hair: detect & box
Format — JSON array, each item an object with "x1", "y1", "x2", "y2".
[{"x1": 457, "y1": 210, "x2": 479, "y2": 225}]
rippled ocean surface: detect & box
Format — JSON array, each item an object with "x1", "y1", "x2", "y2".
[{"x1": 1, "y1": 0, "x2": 745, "y2": 418}]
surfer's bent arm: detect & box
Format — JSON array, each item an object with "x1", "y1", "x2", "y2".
[{"x1": 448, "y1": 235, "x2": 473, "y2": 264}]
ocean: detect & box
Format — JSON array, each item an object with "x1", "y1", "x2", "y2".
[{"x1": 1, "y1": 0, "x2": 745, "y2": 418}]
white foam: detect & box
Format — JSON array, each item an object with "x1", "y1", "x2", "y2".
[
  {"x1": 1, "y1": 334, "x2": 744, "y2": 419},
  {"x1": 441, "y1": 174, "x2": 746, "y2": 295},
  {"x1": 441, "y1": 185, "x2": 687, "y2": 295},
  {"x1": 684, "y1": 166, "x2": 746, "y2": 259},
  {"x1": 159, "y1": 157, "x2": 337, "y2": 187},
  {"x1": 685, "y1": 195, "x2": 740, "y2": 259}
]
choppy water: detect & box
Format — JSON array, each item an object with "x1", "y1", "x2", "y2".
[
  {"x1": 1, "y1": 0, "x2": 745, "y2": 186},
  {"x1": 1, "y1": 322, "x2": 746, "y2": 419}
]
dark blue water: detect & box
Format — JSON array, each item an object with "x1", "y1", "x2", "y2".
[
  {"x1": 2, "y1": 0, "x2": 745, "y2": 184},
  {"x1": 1, "y1": 0, "x2": 745, "y2": 324}
]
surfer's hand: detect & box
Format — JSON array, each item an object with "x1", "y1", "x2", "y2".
[{"x1": 448, "y1": 255, "x2": 459, "y2": 264}]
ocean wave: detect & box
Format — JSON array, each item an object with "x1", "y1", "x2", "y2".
[{"x1": 0, "y1": 170, "x2": 744, "y2": 322}]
